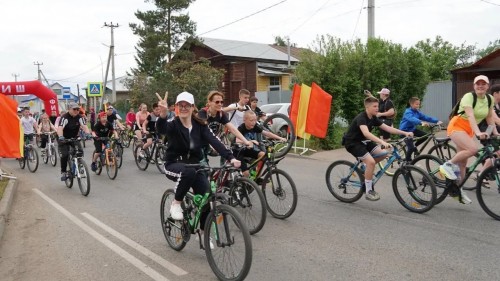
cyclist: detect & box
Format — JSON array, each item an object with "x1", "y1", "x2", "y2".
[
  {"x1": 134, "y1": 103, "x2": 149, "y2": 144},
  {"x1": 197, "y1": 91, "x2": 253, "y2": 162},
  {"x1": 20, "y1": 107, "x2": 39, "y2": 156},
  {"x1": 344, "y1": 96, "x2": 413, "y2": 201},
  {"x1": 140, "y1": 102, "x2": 160, "y2": 159},
  {"x1": 106, "y1": 105, "x2": 125, "y2": 131},
  {"x1": 439, "y1": 75, "x2": 497, "y2": 204},
  {"x1": 125, "y1": 107, "x2": 136, "y2": 131},
  {"x1": 223, "y1": 89, "x2": 251, "y2": 128},
  {"x1": 399, "y1": 97, "x2": 442, "y2": 161},
  {"x1": 156, "y1": 91, "x2": 241, "y2": 224},
  {"x1": 36, "y1": 113, "x2": 57, "y2": 157},
  {"x1": 233, "y1": 110, "x2": 286, "y2": 177},
  {"x1": 249, "y1": 96, "x2": 266, "y2": 121},
  {"x1": 57, "y1": 102, "x2": 90, "y2": 181},
  {"x1": 91, "y1": 112, "x2": 119, "y2": 172}
]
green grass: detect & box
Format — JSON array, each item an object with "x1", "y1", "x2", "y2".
[{"x1": 0, "y1": 178, "x2": 8, "y2": 200}]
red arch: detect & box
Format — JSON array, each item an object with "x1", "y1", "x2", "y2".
[{"x1": 0, "y1": 80, "x2": 59, "y2": 116}]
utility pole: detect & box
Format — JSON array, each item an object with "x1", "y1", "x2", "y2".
[
  {"x1": 367, "y1": 0, "x2": 375, "y2": 39},
  {"x1": 34, "y1": 61, "x2": 43, "y2": 81},
  {"x1": 103, "y1": 22, "x2": 119, "y2": 105},
  {"x1": 12, "y1": 73, "x2": 20, "y2": 82}
]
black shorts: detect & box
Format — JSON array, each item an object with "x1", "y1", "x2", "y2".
[
  {"x1": 345, "y1": 141, "x2": 378, "y2": 159},
  {"x1": 379, "y1": 119, "x2": 393, "y2": 139}
]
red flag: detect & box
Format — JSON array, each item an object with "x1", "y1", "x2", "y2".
[
  {"x1": 289, "y1": 84, "x2": 301, "y2": 132},
  {"x1": 305, "y1": 83, "x2": 332, "y2": 138},
  {"x1": 0, "y1": 94, "x2": 22, "y2": 158}
]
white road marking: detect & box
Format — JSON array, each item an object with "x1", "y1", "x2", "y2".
[
  {"x1": 81, "y1": 212, "x2": 188, "y2": 276},
  {"x1": 33, "y1": 189, "x2": 171, "y2": 281}
]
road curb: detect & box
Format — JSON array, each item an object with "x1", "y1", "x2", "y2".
[{"x1": 0, "y1": 175, "x2": 18, "y2": 243}]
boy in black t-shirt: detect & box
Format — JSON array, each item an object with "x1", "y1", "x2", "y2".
[
  {"x1": 344, "y1": 96, "x2": 412, "y2": 201},
  {"x1": 91, "y1": 112, "x2": 118, "y2": 172},
  {"x1": 235, "y1": 111, "x2": 286, "y2": 177}
]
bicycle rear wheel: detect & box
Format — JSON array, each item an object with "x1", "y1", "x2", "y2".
[
  {"x1": 114, "y1": 144, "x2": 123, "y2": 169},
  {"x1": 325, "y1": 160, "x2": 364, "y2": 203},
  {"x1": 106, "y1": 153, "x2": 118, "y2": 180},
  {"x1": 476, "y1": 166, "x2": 500, "y2": 220},
  {"x1": 155, "y1": 146, "x2": 166, "y2": 174},
  {"x1": 428, "y1": 142, "x2": 456, "y2": 161},
  {"x1": 392, "y1": 165, "x2": 436, "y2": 213},
  {"x1": 229, "y1": 177, "x2": 266, "y2": 235},
  {"x1": 160, "y1": 189, "x2": 187, "y2": 251},
  {"x1": 204, "y1": 204, "x2": 252, "y2": 281},
  {"x1": 27, "y1": 147, "x2": 39, "y2": 173},
  {"x1": 262, "y1": 113, "x2": 295, "y2": 158},
  {"x1": 411, "y1": 154, "x2": 448, "y2": 204},
  {"x1": 134, "y1": 146, "x2": 149, "y2": 171},
  {"x1": 50, "y1": 145, "x2": 57, "y2": 166},
  {"x1": 261, "y1": 169, "x2": 298, "y2": 219},
  {"x1": 77, "y1": 158, "x2": 91, "y2": 196}
]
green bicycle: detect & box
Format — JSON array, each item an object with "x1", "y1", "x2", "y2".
[{"x1": 160, "y1": 163, "x2": 252, "y2": 281}]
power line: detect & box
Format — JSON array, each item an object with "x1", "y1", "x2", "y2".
[
  {"x1": 352, "y1": 0, "x2": 365, "y2": 40},
  {"x1": 49, "y1": 63, "x2": 103, "y2": 81},
  {"x1": 480, "y1": 0, "x2": 500, "y2": 6},
  {"x1": 287, "y1": 0, "x2": 332, "y2": 36},
  {"x1": 197, "y1": 0, "x2": 288, "y2": 36}
]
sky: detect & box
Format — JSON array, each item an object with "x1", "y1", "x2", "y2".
[{"x1": 0, "y1": 0, "x2": 498, "y2": 96}]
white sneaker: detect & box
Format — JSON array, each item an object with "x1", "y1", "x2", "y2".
[
  {"x1": 439, "y1": 162, "x2": 457, "y2": 180},
  {"x1": 170, "y1": 203, "x2": 184, "y2": 220},
  {"x1": 460, "y1": 188, "x2": 472, "y2": 205}
]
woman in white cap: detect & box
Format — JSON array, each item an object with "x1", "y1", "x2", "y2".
[
  {"x1": 439, "y1": 75, "x2": 497, "y2": 204},
  {"x1": 156, "y1": 91, "x2": 241, "y2": 224}
]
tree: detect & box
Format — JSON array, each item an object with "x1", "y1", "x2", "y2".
[
  {"x1": 130, "y1": 0, "x2": 197, "y2": 77},
  {"x1": 477, "y1": 39, "x2": 500, "y2": 59},
  {"x1": 273, "y1": 35, "x2": 297, "y2": 47}
]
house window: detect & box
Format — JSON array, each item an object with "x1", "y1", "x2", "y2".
[{"x1": 270, "y1": 76, "x2": 280, "y2": 86}]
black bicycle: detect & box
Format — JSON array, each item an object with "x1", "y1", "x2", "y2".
[
  {"x1": 18, "y1": 134, "x2": 39, "y2": 173},
  {"x1": 62, "y1": 138, "x2": 90, "y2": 196},
  {"x1": 134, "y1": 134, "x2": 166, "y2": 173}
]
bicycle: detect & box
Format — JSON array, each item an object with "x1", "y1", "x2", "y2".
[
  {"x1": 18, "y1": 134, "x2": 39, "y2": 173},
  {"x1": 235, "y1": 139, "x2": 298, "y2": 219},
  {"x1": 61, "y1": 138, "x2": 91, "y2": 196},
  {"x1": 326, "y1": 139, "x2": 437, "y2": 213},
  {"x1": 210, "y1": 157, "x2": 267, "y2": 235},
  {"x1": 79, "y1": 128, "x2": 87, "y2": 148},
  {"x1": 118, "y1": 127, "x2": 134, "y2": 148},
  {"x1": 41, "y1": 132, "x2": 57, "y2": 167},
  {"x1": 160, "y1": 163, "x2": 252, "y2": 281},
  {"x1": 378, "y1": 124, "x2": 456, "y2": 176},
  {"x1": 110, "y1": 137, "x2": 124, "y2": 169},
  {"x1": 411, "y1": 136, "x2": 500, "y2": 220},
  {"x1": 92, "y1": 137, "x2": 118, "y2": 180},
  {"x1": 134, "y1": 134, "x2": 166, "y2": 174}
]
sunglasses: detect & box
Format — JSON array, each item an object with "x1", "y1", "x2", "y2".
[
  {"x1": 72, "y1": 108, "x2": 80, "y2": 111},
  {"x1": 213, "y1": 100, "x2": 223, "y2": 104},
  {"x1": 177, "y1": 104, "x2": 192, "y2": 110}
]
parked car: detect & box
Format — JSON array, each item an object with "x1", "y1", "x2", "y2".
[{"x1": 259, "y1": 103, "x2": 291, "y2": 137}]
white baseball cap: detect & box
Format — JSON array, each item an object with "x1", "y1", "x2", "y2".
[
  {"x1": 377, "y1": 88, "x2": 390, "y2": 95},
  {"x1": 176, "y1": 91, "x2": 194, "y2": 105},
  {"x1": 474, "y1": 75, "x2": 489, "y2": 84}
]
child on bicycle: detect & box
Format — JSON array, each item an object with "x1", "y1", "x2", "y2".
[
  {"x1": 91, "y1": 112, "x2": 118, "y2": 172},
  {"x1": 37, "y1": 113, "x2": 57, "y2": 157},
  {"x1": 399, "y1": 97, "x2": 442, "y2": 161},
  {"x1": 344, "y1": 96, "x2": 413, "y2": 201},
  {"x1": 233, "y1": 110, "x2": 286, "y2": 177}
]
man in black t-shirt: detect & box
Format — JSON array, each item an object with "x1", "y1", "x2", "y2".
[
  {"x1": 106, "y1": 106, "x2": 125, "y2": 130},
  {"x1": 344, "y1": 96, "x2": 412, "y2": 201},
  {"x1": 91, "y1": 112, "x2": 118, "y2": 171},
  {"x1": 57, "y1": 102, "x2": 90, "y2": 181},
  {"x1": 376, "y1": 88, "x2": 395, "y2": 140}
]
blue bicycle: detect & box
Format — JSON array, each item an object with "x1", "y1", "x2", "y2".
[{"x1": 325, "y1": 139, "x2": 437, "y2": 213}]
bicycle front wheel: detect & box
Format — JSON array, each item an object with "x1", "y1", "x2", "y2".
[
  {"x1": 77, "y1": 158, "x2": 91, "y2": 196},
  {"x1": 262, "y1": 113, "x2": 295, "y2": 158},
  {"x1": 65, "y1": 160, "x2": 74, "y2": 188},
  {"x1": 155, "y1": 146, "x2": 166, "y2": 174},
  {"x1": 411, "y1": 154, "x2": 448, "y2": 204},
  {"x1": 476, "y1": 166, "x2": 500, "y2": 220},
  {"x1": 392, "y1": 165, "x2": 436, "y2": 213},
  {"x1": 134, "y1": 146, "x2": 149, "y2": 171},
  {"x1": 18, "y1": 155, "x2": 26, "y2": 169},
  {"x1": 261, "y1": 169, "x2": 298, "y2": 219},
  {"x1": 160, "y1": 189, "x2": 187, "y2": 251},
  {"x1": 205, "y1": 204, "x2": 252, "y2": 281},
  {"x1": 114, "y1": 144, "x2": 123, "y2": 169},
  {"x1": 325, "y1": 160, "x2": 364, "y2": 203},
  {"x1": 378, "y1": 143, "x2": 405, "y2": 176},
  {"x1": 106, "y1": 153, "x2": 118, "y2": 180},
  {"x1": 229, "y1": 177, "x2": 267, "y2": 235},
  {"x1": 27, "y1": 147, "x2": 39, "y2": 173}
]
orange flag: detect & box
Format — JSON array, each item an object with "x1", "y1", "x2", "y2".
[
  {"x1": 289, "y1": 84, "x2": 301, "y2": 131},
  {"x1": 0, "y1": 94, "x2": 22, "y2": 158},
  {"x1": 305, "y1": 83, "x2": 332, "y2": 138},
  {"x1": 297, "y1": 84, "x2": 311, "y2": 139}
]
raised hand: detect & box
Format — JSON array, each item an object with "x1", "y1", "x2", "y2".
[{"x1": 155, "y1": 91, "x2": 169, "y2": 108}]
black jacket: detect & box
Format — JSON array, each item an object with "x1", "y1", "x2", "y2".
[{"x1": 157, "y1": 116, "x2": 234, "y2": 163}]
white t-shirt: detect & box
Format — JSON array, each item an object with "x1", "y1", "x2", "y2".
[
  {"x1": 228, "y1": 103, "x2": 250, "y2": 128},
  {"x1": 21, "y1": 116, "x2": 37, "y2": 134}
]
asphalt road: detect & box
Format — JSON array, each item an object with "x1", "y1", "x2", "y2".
[{"x1": 1, "y1": 143, "x2": 499, "y2": 281}]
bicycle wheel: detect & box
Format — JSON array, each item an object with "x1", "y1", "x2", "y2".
[
  {"x1": 42, "y1": 148, "x2": 49, "y2": 164},
  {"x1": 228, "y1": 177, "x2": 266, "y2": 235},
  {"x1": 155, "y1": 145, "x2": 166, "y2": 174},
  {"x1": 160, "y1": 189, "x2": 187, "y2": 251},
  {"x1": 114, "y1": 144, "x2": 123, "y2": 169},
  {"x1": 261, "y1": 169, "x2": 298, "y2": 219},
  {"x1": 18, "y1": 155, "x2": 26, "y2": 169},
  {"x1": 325, "y1": 160, "x2": 364, "y2": 203},
  {"x1": 27, "y1": 147, "x2": 39, "y2": 173},
  {"x1": 411, "y1": 154, "x2": 448, "y2": 204},
  {"x1": 392, "y1": 165, "x2": 436, "y2": 213},
  {"x1": 204, "y1": 204, "x2": 252, "y2": 281},
  {"x1": 106, "y1": 152, "x2": 118, "y2": 180},
  {"x1": 134, "y1": 146, "x2": 149, "y2": 171},
  {"x1": 36, "y1": 135, "x2": 42, "y2": 148},
  {"x1": 77, "y1": 158, "x2": 91, "y2": 196},
  {"x1": 50, "y1": 145, "x2": 57, "y2": 166},
  {"x1": 428, "y1": 143, "x2": 456, "y2": 162},
  {"x1": 132, "y1": 138, "x2": 140, "y2": 157},
  {"x1": 378, "y1": 143, "x2": 405, "y2": 176},
  {"x1": 65, "y1": 160, "x2": 74, "y2": 188},
  {"x1": 262, "y1": 113, "x2": 295, "y2": 158},
  {"x1": 476, "y1": 166, "x2": 500, "y2": 220}
]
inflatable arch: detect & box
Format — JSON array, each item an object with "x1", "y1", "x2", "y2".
[{"x1": 0, "y1": 80, "x2": 59, "y2": 116}]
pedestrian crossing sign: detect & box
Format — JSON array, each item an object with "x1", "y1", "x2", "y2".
[{"x1": 87, "y1": 82, "x2": 103, "y2": 97}]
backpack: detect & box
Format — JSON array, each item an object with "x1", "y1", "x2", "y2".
[{"x1": 449, "y1": 92, "x2": 492, "y2": 120}]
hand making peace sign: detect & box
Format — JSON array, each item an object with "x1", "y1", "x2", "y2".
[{"x1": 155, "y1": 91, "x2": 169, "y2": 109}]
